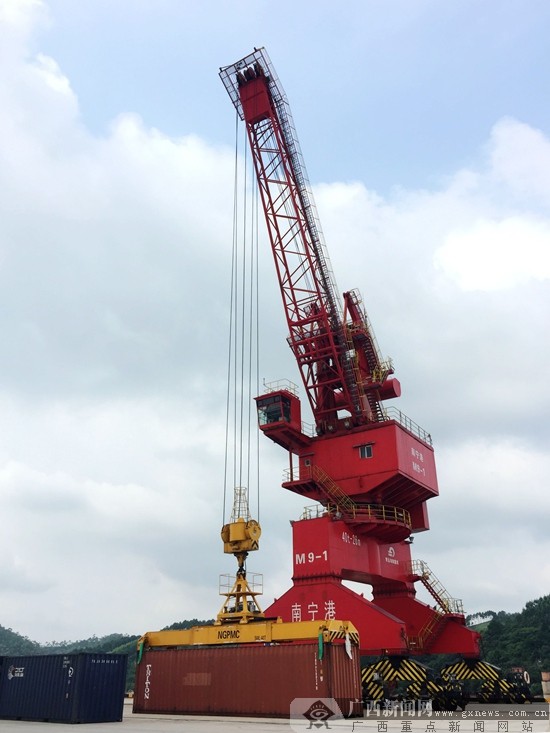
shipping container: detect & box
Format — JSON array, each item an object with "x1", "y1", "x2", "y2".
[
  {"x1": 133, "y1": 642, "x2": 362, "y2": 718},
  {"x1": 0, "y1": 653, "x2": 127, "y2": 723}
]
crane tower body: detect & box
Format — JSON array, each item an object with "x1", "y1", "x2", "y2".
[{"x1": 220, "y1": 49, "x2": 479, "y2": 657}]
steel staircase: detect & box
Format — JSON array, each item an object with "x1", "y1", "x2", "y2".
[
  {"x1": 309, "y1": 464, "x2": 357, "y2": 514},
  {"x1": 410, "y1": 560, "x2": 464, "y2": 614}
]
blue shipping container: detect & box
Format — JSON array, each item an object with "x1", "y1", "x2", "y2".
[{"x1": 0, "y1": 653, "x2": 127, "y2": 723}]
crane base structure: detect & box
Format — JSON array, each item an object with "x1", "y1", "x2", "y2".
[{"x1": 265, "y1": 512, "x2": 479, "y2": 657}]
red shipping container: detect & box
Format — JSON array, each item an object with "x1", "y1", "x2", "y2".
[{"x1": 133, "y1": 642, "x2": 362, "y2": 718}]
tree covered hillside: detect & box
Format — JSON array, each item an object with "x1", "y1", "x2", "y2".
[
  {"x1": 0, "y1": 619, "x2": 213, "y2": 691},
  {"x1": 0, "y1": 626, "x2": 40, "y2": 655},
  {"x1": 481, "y1": 595, "x2": 550, "y2": 690}
]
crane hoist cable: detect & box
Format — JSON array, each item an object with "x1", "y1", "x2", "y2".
[{"x1": 221, "y1": 106, "x2": 262, "y2": 583}]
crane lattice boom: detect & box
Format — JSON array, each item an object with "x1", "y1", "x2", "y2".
[{"x1": 220, "y1": 48, "x2": 394, "y2": 432}]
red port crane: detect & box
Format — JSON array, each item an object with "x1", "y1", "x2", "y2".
[{"x1": 220, "y1": 48, "x2": 480, "y2": 658}]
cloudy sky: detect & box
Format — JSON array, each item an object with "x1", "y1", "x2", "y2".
[{"x1": 1, "y1": 0, "x2": 549, "y2": 644}]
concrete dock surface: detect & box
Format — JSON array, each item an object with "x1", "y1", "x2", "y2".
[{"x1": 1, "y1": 699, "x2": 548, "y2": 733}]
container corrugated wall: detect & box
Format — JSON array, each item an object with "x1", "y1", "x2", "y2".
[
  {"x1": 0, "y1": 653, "x2": 127, "y2": 723},
  {"x1": 70, "y1": 654, "x2": 128, "y2": 722},
  {"x1": 133, "y1": 642, "x2": 362, "y2": 717}
]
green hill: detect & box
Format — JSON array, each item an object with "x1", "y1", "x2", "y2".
[
  {"x1": 0, "y1": 626, "x2": 40, "y2": 656},
  {"x1": 0, "y1": 620, "x2": 213, "y2": 691},
  {"x1": 480, "y1": 595, "x2": 550, "y2": 693}
]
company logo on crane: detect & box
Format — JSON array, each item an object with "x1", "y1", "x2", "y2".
[{"x1": 385, "y1": 546, "x2": 399, "y2": 565}]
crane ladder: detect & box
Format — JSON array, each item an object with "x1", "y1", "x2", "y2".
[
  {"x1": 309, "y1": 464, "x2": 357, "y2": 515},
  {"x1": 410, "y1": 560, "x2": 464, "y2": 615}
]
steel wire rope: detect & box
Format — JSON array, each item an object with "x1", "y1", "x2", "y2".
[
  {"x1": 224, "y1": 120, "x2": 262, "y2": 529},
  {"x1": 237, "y1": 134, "x2": 262, "y2": 523},
  {"x1": 237, "y1": 129, "x2": 248, "y2": 495},
  {"x1": 245, "y1": 164, "x2": 254, "y2": 504},
  {"x1": 244, "y1": 169, "x2": 261, "y2": 520},
  {"x1": 222, "y1": 111, "x2": 240, "y2": 525},
  {"x1": 254, "y1": 182, "x2": 261, "y2": 522}
]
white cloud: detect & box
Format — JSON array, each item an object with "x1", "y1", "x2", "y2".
[
  {"x1": 33, "y1": 52, "x2": 71, "y2": 96},
  {"x1": 435, "y1": 216, "x2": 550, "y2": 290},
  {"x1": 0, "y1": 1, "x2": 548, "y2": 644},
  {"x1": 410, "y1": 437, "x2": 550, "y2": 614},
  {"x1": 0, "y1": 0, "x2": 49, "y2": 52},
  {"x1": 489, "y1": 118, "x2": 550, "y2": 206}
]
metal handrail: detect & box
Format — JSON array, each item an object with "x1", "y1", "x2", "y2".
[
  {"x1": 300, "y1": 504, "x2": 327, "y2": 520},
  {"x1": 300, "y1": 503, "x2": 411, "y2": 529},
  {"x1": 257, "y1": 380, "x2": 432, "y2": 446},
  {"x1": 332, "y1": 502, "x2": 411, "y2": 528},
  {"x1": 408, "y1": 613, "x2": 444, "y2": 651},
  {"x1": 301, "y1": 421, "x2": 316, "y2": 437},
  {"x1": 284, "y1": 467, "x2": 411, "y2": 528},
  {"x1": 219, "y1": 573, "x2": 263, "y2": 595},
  {"x1": 260, "y1": 378, "x2": 299, "y2": 396},
  {"x1": 382, "y1": 407, "x2": 432, "y2": 445},
  {"x1": 410, "y1": 560, "x2": 464, "y2": 615}
]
